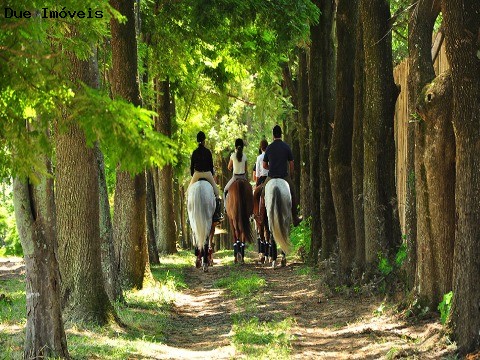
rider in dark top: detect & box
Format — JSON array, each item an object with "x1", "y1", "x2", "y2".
[
  {"x1": 189, "y1": 131, "x2": 224, "y2": 222},
  {"x1": 262, "y1": 125, "x2": 303, "y2": 226}
]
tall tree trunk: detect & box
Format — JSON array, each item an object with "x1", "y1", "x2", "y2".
[
  {"x1": 415, "y1": 71, "x2": 455, "y2": 307},
  {"x1": 408, "y1": 0, "x2": 446, "y2": 303},
  {"x1": 352, "y1": 4, "x2": 366, "y2": 274},
  {"x1": 95, "y1": 145, "x2": 124, "y2": 303},
  {"x1": 308, "y1": 7, "x2": 323, "y2": 263},
  {"x1": 360, "y1": 0, "x2": 401, "y2": 271},
  {"x1": 110, "y1": 0, "x2": 149, "y2": 289},
  {"x1": 318, "y1": 0, "x2": 337, "y2": 260},
  {"x1": 154, "y1": 78, "x2": 177, "y2": 254},
  {"x1": 298, "y1": 48, "x2": 311, "y2": 220},
  {"x1": 442, "y1": 0, "x2": 480, "y2": 353},
  {"x1": 406, "y1": 0, "x2": 441, "y2": 291},
  {"x1": 146, "y1": 170, "x2": 160, "y2": 264},
  {"x1": 329, "y1": 0, "x2": 357, "y2": 281},
  {"x1": 13, "y1": 161, "x2": 69, "y2": 359},
  {"x1": 56, "y1": 50, "x2": 113, "y2": 323}
]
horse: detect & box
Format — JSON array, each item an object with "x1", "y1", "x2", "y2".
[
  {"x1": 187, "y1": 180, "x2": 216, "y2": 272},
  {"x1": 225, "y1": 178, "x2": 254, "y2": 264},
  {"x1": 253, "y1": 185, "x2": 270, "y2": 263},
  {"x1": 263, "y1": 178, "x2": 293, "y2": 267}
]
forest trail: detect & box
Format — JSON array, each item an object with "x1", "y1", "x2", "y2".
[
  {"x1": 159, "y1": 253, "x2": 456, "y2": 359},
  {"x1": 0, "y1": 255, "x2": 457, "y2": 359}
]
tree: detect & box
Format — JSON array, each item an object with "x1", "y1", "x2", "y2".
[
  {"x1": 360, "y1": 0, "x2": 401, "y2": 271},
  {"x1": 56, "y1": 50, "x2": 114, "y2": 324},
  {"x1": 407, "y1": 0, "x2": 452, "y2": 306},
  {"x1": 110, "y1": 0, "x2": 149, "y2": 289},
  {"x1": 309, "y1": 0, "x2": 337, "y2": 262},
  {"x1": 352, "y1": 2, "x2": 366, "y2": 273},
  {"x1": 442, "y1": 0, "x2": 480, "y2": 353},
  {"x1": 415, "y1": 70, "x2": 455, "y2": 307},
  {"x1": 329, "y1": 0, "x2": 358, "y2": 280},
  {"x1": 154, "y1": 79, "x2": 177, "y2": 254},
  {"x1": 13, "y1": 161, "x2": 69, "y2": 359}
]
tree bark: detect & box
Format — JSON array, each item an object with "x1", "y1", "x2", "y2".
[
  {"x1": 110, "y1": 0, "x2": 149, "y2": 289},
  {"x1": 154, "y1": 78, "x2": 177, "y2": 254},
  {"x1": 318, "y1": 0, "x2": 337, "y2": 260},
  {"x1": 13, "y1": 163, "x2": 69, "y2": 359},
  {"x1": 298, "y1": 48, "x2": 311, "y2": 220},
  {"x1": 415, "y1": 71, "x2": 455, "y2": 307},
  {"x1": 329, "y1": 0, "x2": 357, "y2": 281},
  {"x1": 360, "y1": 0, "x2": 401, "y2": 271},
  {"x1": 56, "y1": 51, "x2": 114, "y2": 323},
  {"x1": 352, "y1": 3, "x2": 366, "y2": 274},
  {"x1": 442, "y1": 0, "x2": 480, "y2": 353},
  {"x1": 146, "y1": 170, "x2": 160, "y2": 265},
  {"x1": 407, "y1": 0, "x2": 441, "y2": 293},
  {"x1": 95, "y1": 144, "x2": 124, "y2": 303},
  {"x1": 309, "y1": 0, "x2": 337, "y2": 262}
]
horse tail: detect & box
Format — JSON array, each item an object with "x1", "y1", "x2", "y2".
[
  {"x1": 227, "y1": 180, "x2": 254, "y2": 243},
  {"x1": 266, "y1": 180, "x2": 292, "y2": 254},
  {"x1": 187, "y1": 181, "x2": 215, "y2": 250}
]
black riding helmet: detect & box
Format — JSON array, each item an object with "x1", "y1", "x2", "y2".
[{"x1": 197, "y1": 131, "x2": 206, "y2": 143}]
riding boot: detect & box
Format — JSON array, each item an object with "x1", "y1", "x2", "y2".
[{"x1": 213, "y1": 197, "x2": 224, "y2": 222}]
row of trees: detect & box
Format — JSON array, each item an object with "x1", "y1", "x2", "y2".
[
  {"x1": 279, "y1": 0, "x2": 479, "y2": 354},
  {"x1": 1, "y1": 0, "x2": 478, "y2": 357},
  {"x1": 1, "y1": 0, "x2": 318, "y2": 358}
]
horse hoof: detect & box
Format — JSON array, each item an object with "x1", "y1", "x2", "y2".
[
  {"x1": 203, "y1": 265, "x2": 208, "y2": 272},
  {"x1": 195, "y1": 259, "x2": 201, "y2": 268},
  {"x1": 281, "y1": 258, "x2": 287, "y2": 267},
  {"x1": 271, "y1": 260, "x2": 276, "y2": 268},
  {"x1": 236, "y1": 253, "x2": 243, "y2": 264}
]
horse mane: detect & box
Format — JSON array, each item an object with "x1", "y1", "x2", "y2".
[
  {"x1": 187, "y1": 181, "x2": 216, "y2": 250},
  {"x1": 265, "y1": 179, "x2": 292, "y2": 254},
  {"x1": 226, "y1": 179, "x2": 254, "y2": 243}
]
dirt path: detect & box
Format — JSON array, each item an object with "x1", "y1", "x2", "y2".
[
  {"x1": 1, "y1": 255, "x2": 458, "y2": 359},
  {"x1": 162, "y1": 255, "x2": 456, "y2": 359}
]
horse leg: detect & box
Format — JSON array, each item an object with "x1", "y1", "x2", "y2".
[
  {"x1": 195, "y1": 246, "x2": 201, "y2": 268},
  {"x1": 280, "y1": 250, "x2": 287, "y2": 267},
  {"x1": 271, "y1": 237, "x2": 278, "y2": 268},
  {"x1": 208, "y1": 226, "x2": 215, "y2": 266},
  {"x1": 203, "y1": 241, "x2": 209, "y2": 272}
]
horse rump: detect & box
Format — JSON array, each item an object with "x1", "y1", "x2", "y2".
[
  {"x1": 226, "y1": 179, "x2": 254, "y2": 244},
  {"x1": 265, "y1": 179, "x2": 292, "y2": 254}
]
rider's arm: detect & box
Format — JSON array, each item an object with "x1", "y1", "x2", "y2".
[
  {"x1": 263, "y1": 160, "x2": 269, "y2": 170},
  {"x1": 227, "y1": 158, "x2": 233, "y2": 171}
]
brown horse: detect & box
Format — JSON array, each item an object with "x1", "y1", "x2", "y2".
[
  {"x1": 226, "y1": 178, "x2": 254, "y2": 263},
  {"x1": 253, "y1": 184, "x2": 270, "y2": 263}
]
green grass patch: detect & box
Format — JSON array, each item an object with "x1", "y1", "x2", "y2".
[
  {"x1": 0, "y1": 255, "x2": 191, "y2": 359},
  {"x1": 232, "y1": 317, "x2": 294, "y2": 359},
  {"x1": 213, "y1": 269, "x2": 266, "y2": 298}
]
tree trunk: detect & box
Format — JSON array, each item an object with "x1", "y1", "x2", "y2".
[
  {"x1": 415, "y1": 71, "x2": 455, "y2": 307},
  {"x1": 95, "y1": 145, "x2": 124, "y2": 303},
  {"x1": 329, "y1": 0, "x2": 357, "y2": 281},
  {"x1": 442, "y1": 0, "x2": 480, "y2": 353},
  {"x1": 298, "y1": 48, "x2": 311, "y2": 220},
  {"x1": 319, "y1": 0, "x2": 337, "y2": 260},
  {"x1": 110, "y1": 0, "x2": 149, "y2": 289},
  {"x1": 308, "y1": 11, "x2": 322, "y2": 263},
  {"x1": 13, "y1": 164, "x2": 69, "y2": 359},
  {"x1": 146, "y1": 170, "x2": 160, "y2": 265},
  {"x1": 154, "y1": 78, "x2": 177, "y2": 254},
  {"x1": 360, "y1": 0, "x2": 401, "y2": 271},
  {"x1": 406, "y1": 0, "x2": 441, "y2": 291},
  {"x1": 352, "y1": 4, "x2": 366, "y2": 274},
  {"x1": 56, "y1": 51, "x2": 114, "y2": 323}
]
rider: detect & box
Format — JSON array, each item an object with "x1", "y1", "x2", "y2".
[
  {"x1": 189, "y1": 131, "x2": 224, "y2": 222},
  {"x1": 224, "y1": 138, "x2": 248, "y2": 202},
  {"x1": 255, "y1": 139, "x2": 269, "y2": 187},
  {"x1": 262, "y1": 125, "x2": 303, "y2": 227}
]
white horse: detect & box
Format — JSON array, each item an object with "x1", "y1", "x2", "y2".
[
  {"x1": 187, "y1": 180, "x2": 216, "y2": 271},
  {"x1": 264, "y1": 178, "x2": 292, "y2": 267}
]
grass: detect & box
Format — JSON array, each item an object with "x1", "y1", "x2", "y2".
[
  {"x1": 0, "y1": 252, "x2": 193, "y2": 359},
  {"x1": 212, "y1": 264, "x2": 294, "y2": 358}
]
